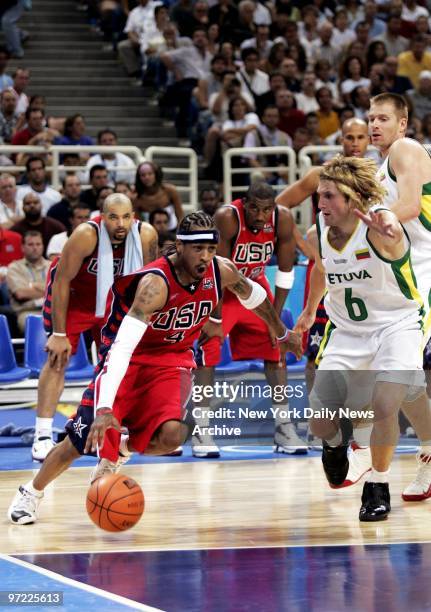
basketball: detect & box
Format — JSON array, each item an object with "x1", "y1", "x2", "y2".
[{"x1": 86, "y1": 474, "x2": 145, "y2": 532}]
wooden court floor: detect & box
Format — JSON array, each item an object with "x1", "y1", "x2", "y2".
[{"x1": 1, "y1": 454, "x2": 430, "y2": 556}]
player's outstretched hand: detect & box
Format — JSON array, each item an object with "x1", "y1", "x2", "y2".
[
  {"x1": 84, "y1": 410, "x2": 122, "y2": 454},
  {"x1": 279, "y1": 330, "x2": 303, "y2": 362},
  {"x1": 45, "y1": 334, "x2": 72, "y2": 371},
  {"x1": 197, "y1": 319, "x2": 224, "y2": 347},
  {"x1": 353, "y1": 208, "x2": 395, "y2": 238},
  {"x1": 294, "y1": 309, "x2": 315, "y2": 334}
]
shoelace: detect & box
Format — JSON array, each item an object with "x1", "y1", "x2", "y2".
[
  {"x1": 411, "y1": 452, "x2": 431, "y2": 489},
  {"x1": 15, "y1": 488, "x2": 39, "y2": 512}
]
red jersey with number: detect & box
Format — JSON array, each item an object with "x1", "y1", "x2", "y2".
[
  {"x1": 45, "y1": 217, "x2": 135, "y2": 314},
  {"x1": 227, "y1": 199, "x2": 277, "y2": 281},
  {"x1": 100, "y1": 255, "x2": 222, "y2": 368}
]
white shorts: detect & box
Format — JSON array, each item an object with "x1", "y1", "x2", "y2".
[{"x1": 316, "y1": 321, "x2": 425, "y2": 387}]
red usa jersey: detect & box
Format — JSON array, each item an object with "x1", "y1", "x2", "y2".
[
  {"x1": 101, "y1": 255, "x2": 222, "y2": 368},
  {"x1": 227, "y1": 199, "x2": 277, "y2": 281}
]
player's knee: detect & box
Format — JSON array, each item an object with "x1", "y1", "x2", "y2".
[
  {"x1": 372, "y1": 391, "x2": 399, "y2": 420},
  {"x1": 59, "y1": 436, "x2": 81, "y2": 460},
  {"x1": 158, "y1": 421, "x2": 186, "y2": 452}
]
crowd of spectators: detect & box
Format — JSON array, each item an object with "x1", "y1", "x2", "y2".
[{"x1": 85, "y1": 0, "x2": 431, "y2": 181}]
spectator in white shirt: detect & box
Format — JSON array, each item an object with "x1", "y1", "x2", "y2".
[
  {"x1": 309, "y1": 22, "x2": 342, "y2": 72},
  {"x1": 221, "y1": 96, "x2": 259, "y2": 149},
  {"x1": 16, "y1": 157, "x2": 61, "y2": 216},
  {"x1": 295, "y1": 71, "x2": 319, "y2": 114},
  {"x1": 0, "y1": 172, "x2": 22, "y2": 228},
  {"x1": 161, "y1": 27, "x2": 213, "y2": 139},
  {"x1": 118, "y1": 0, "x2": 162, "y2": 77},
  {"x1": 240, "y1": 24, "x2": 273, "y2": 61},
  {"x1": 237, "y1": 47, "x2": 270, "y2": 99},
  {"x1": 12, "y1": 67, "x2": 29, "y2": 114},
  {"x1": 332, "y1": 8, "x2": 356, "y2": 51},
  {"x1": 46, "y1": 204, "x2": 91, "y2": 260},
  {"x1": 402, "y1": 0, "x2": 429, "y2": 24},
  {"x1": 339, "y1": 55, "x2": 371, "y2": 102},
  {"x1": 84, "y1": 129, "x2": 136, "y2": 185}
]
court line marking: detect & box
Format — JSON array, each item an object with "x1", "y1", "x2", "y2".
[
  {"x1": 0, "y1": 554, "x2": 163, "y2": 611},
  {"x1": 11, "y1": 538, "x2": 431, "y2": 556}
]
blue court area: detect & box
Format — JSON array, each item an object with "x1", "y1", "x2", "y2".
[
  {"x1": 7, "y1": 543, "x2": 430, "y2": 612},
  {"x1": 0, "y1": 555, "x2": 157, "y2": 611}
]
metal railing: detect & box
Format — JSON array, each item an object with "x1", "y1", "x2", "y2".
[
  {"x1": 0, "y1": 145, "x2": 145, "y2": 190},
  {"x1": 144, "y1": 146, "x2": 198, "y2": 213},
  {"x1": 223, "y1": 146, "x2": 297, "y2": 203}
]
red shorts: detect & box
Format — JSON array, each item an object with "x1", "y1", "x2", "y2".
[
  {"x1": 44, "y1": 306, "x2": 104, "y2": 354},
  {"x1": 198, "y1": 275, "x2": 280, "y2": 366},
  {"x1": 93, "y1": 364, "x2": 192, "y2": 461}
]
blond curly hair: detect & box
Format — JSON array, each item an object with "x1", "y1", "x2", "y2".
[{"x1": 319, "y1": 156, "x2": 386, "y2": 213}]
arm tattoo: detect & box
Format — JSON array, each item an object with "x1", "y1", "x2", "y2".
[
  {"x1": 148, "y1": 236, "x2": 158, "y2": 263},
  {"x1": 129, "y1": 280, "x2": 162, "y2": 321},
  {"x1": 231, "y1": 276, "x2": 250, "y2": 298}
]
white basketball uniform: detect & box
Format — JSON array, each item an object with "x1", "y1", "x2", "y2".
[
  {"x1": 315, "y1": 209, "x2": 425, "y2": 383},
  {"x1": 377, "y1": 152, "x2": 431, "y2": 342}
]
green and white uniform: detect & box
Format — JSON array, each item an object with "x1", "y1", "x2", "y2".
[
  {"x1": 377, "y1": 151, "x2": 431, "y2": 341},
  {"x1": 315, "y1": 209, "x2": 424, "y2": 379}
]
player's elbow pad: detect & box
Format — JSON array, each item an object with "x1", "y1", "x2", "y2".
[
  {"x1": 238, "y1": 280, "x2": 267, "y2": 310},
  {"x1": 96, "y1": 315, "x2": 148, "y2": 410}
]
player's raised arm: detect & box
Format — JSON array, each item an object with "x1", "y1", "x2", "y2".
[
  {"x1": 217, "y1": 256, "x2": 303, "y2": 360},
  {"x1": 48, "y1": 223, "x2": 97, "y2": 369},
  {"x1": 85, "y1": 273, "x2": 168, "y2": 453},
  {"x1": 275, "y1": 166, "x2": 321, "y2": 209},
  {"x1": 273, "y1": 206, "x2": 296, "y2": 315},
  {"x1": 386, "y1": 139, "x2": 426, "y2": 222},
  {"x1": 140, "y1": 221, "x2": 159, "y2": 263}
]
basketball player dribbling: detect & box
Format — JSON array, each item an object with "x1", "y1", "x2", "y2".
[
  {"x1": 295, "y1": 156, "x2": 427, "y2": 521},
  {"x1": 8, "y1": 212, "x2": 302, "y2": 525}
]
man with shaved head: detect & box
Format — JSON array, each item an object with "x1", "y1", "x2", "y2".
[{"x1": 31, "y1": 192, "x2": 158, "y2": 461}]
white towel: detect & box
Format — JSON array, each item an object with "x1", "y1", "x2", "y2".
[{"x1": 95, "y1": 221, "x2": 143, "y2": 317}]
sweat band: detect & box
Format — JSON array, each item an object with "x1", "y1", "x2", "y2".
[
  {"x1": 96, "y1": 315, "x2": 148, "y2": 410},
  {"x1": 275, "y1": 269, "x2": 295, "y2": 290},
  {"x1": 176, "y1": 230, "x2": 219, "y2": 243},
  {"x1": 238, "y1": 280, "x2": 267, "y2": 310}
]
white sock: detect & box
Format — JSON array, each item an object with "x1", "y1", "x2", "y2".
[
  {"x1": 25, "y1": 480, "x2": 43, "y2": 497},
  {"x1": 352, "y1": 424, "x2": 372, "y2": 448},
  {"x1": 274, "y1": 404, "x2": 291, "y2": 427},
  {"x1": 35, "y1": 417, "x2": 53, "y2": 440},
  {"x1": 367, "y1": 468, "x2": 390, "y2": 484},
  {"x1": 325, "y1": 429, "x2": 342, "y2": 447},
  {"x1": 120, "y1": 434, "x2": 132, "y2": 457}
]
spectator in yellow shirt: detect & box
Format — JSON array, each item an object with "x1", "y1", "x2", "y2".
[{"x1": 397, "y1": 34, "x2": 431, "y2": 89}]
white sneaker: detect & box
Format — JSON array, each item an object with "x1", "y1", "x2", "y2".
[
  {"x1": 90, "y1": 452, "x2": 131, "y2": 484},
  {"x1": 402, "y1": 452, "x2": 431, "y2": 501},
  {"x1": 341, "y1": 442, "x2": 371, "y2": 487},
  {"x1": 192, "y1": 433, "x2": 220, "y2": 458},
  {"x1": 32, "y1": 438, "x2": 56, "y2": 462},
  {"x1": 8, "y1": 486, "x2": 43, "y2": 525},
  {"x1": 274, "y1": 423, "x2": 308, "y2": 455}
]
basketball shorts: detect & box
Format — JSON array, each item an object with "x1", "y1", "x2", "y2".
[
  {"x1": 316, "y1": 320, "x2": 426, "y2": 387},
  {"x1": 66, "y1": 364, "x2": 192, "y2": 461},
  {"x1": 196, "y1": 276, "x2": 280, "y2": 367},
  {"x1": 43, "y1": 305, "x2": 104, "y2": 354}
]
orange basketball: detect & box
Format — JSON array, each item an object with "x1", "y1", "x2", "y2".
[{"x1": 86, "y1": 474, "x2": 145, "y2": 532}]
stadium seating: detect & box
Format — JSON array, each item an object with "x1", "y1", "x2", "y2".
[
  {"x1": 0, "y1": 315, "x2": 31, "y2": 384},
  {"x1": 24, "y1": 315, "x2": 94, "y2": 381}
]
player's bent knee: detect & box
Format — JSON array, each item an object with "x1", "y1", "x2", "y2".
[{"x1": 158, "y1": 420, "x2": 187, "y2": 452}]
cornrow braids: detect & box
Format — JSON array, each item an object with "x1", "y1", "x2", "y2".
[{"x1": 178, "y1": 211, "x2": 216, "y2": 233}]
